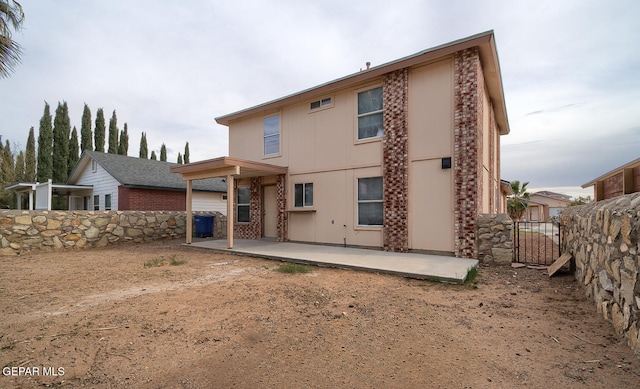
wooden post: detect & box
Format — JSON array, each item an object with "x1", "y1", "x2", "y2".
[
  {"x1": 227, "y1": 174, "x2": 234, "y2": 249},
  {"x1": 186, "y1": 179, "x2": 193, "y2": 244}
]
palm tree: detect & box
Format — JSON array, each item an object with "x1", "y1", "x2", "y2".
[
  {"x1": 507, "y1": 180, "x2": 530, "y2": 221},
  {"x1": 0, "y1": 0, "x2": 24, "y2": 78}
]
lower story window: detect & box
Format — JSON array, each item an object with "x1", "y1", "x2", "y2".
[
  {"x1": 237, "y1": 187, "x2": 250, "y2": 223},
  {"x1": 93, "y1": 195, "x2": 99, "y2": 211},
  {"x1": 357, "y1": 177, "x2": 383, "y2": 226},
  {"x1": 105, "y1": 194, "x2": 112, "y2": 210},
  {"x1": 294, "y1": 183, "x2": 313, "y2": 207}
]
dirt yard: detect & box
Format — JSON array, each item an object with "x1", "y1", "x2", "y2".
[{"x1": 1, "y1": 240, "x2": 638, "y2": 388}]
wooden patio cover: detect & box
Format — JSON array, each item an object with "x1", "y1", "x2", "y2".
[{"x1": 170, "y1": 156, "x2": 288, "y2": 248}]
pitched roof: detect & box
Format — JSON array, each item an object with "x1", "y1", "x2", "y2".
[
  {"x1": 215, "y1": 30, "x2": 509, "y2": 135},
  {"x1": 531, "y1": 191, "x2": 571, "y2": 201},
  {"x1": 582, "y1": 156, "x2": 640, "y2": 188},
  {"x1": 68, "y1": 151, "x2": 226, "y2": 193}
]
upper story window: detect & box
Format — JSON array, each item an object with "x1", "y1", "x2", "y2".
[
  {"x1": 310, "y1": 97, "x2": 332, "y2": 111},
  {"x1": 264, "y1": 114, "x2": 280, "y2": 156},
  {"x1": 294, "y1": 183, "x2": 313, "y2": 207},
  {"x1": 357, "y1": 86, "x2": 383, "y2": 140},
  {"x1": 91, "y1": 159, "x2": 98, "y2": 172}
]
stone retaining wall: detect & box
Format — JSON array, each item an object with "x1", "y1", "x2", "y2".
[
  {"x1": 560, "y1": 193, "x2": 640, "y2": 356},
  {"x1": 0, "y1": 210, "x2": 226, "y2": 255},
  {"x1": 477, "y1": 213, "x2": 513, "y2": 264}
]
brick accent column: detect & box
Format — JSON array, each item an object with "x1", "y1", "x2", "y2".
[
  {"x1": 382, "y1": 68, "x2": 409, "y2": 252},
  {"x1": 276, "y1": 174, "x2": 288, "y2": 242},
  {"x1": 454, "y1": 47, "x2": 483, "y2": 259},
  {"x1": 234, "y1": 177, "x2": 262, "y2": 239}
]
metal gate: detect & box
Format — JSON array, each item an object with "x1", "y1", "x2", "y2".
[{"x1": 512, "y1": 221, "x2": 562, "y2": 265}]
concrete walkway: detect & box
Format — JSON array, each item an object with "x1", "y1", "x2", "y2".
[{"x1": 186, "y1": 239, "x2": 478, "y2": 284}]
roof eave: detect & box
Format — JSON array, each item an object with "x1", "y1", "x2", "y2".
[
  {"x1": 215, "y1": 30, "x2": 510, "y2": 135},
  {"x1": 582, "y1": 156, "x2": 640, "y2": 188}
]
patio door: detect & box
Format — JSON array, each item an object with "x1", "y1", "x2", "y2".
[{"x1": 263, "y1": 185, "x2": 277, "y2": 238}]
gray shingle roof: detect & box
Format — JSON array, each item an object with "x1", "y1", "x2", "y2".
[{"x1": 69, "y1": 151, "x2": 226, "y2": 193}]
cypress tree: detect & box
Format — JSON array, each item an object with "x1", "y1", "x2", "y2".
[
  {"x1": 25, "y1": 127, "x2": 36, "y2": 182},
  {"x1": 184, "y1": 142, "x2": 190, "y2": 164},
  {"x1": 177, "y1": 152, "x2": 183, "y2": 164},
  {"x1": 94, "y1": 108, "x2": 105, "y2": 152},
  {"x1": 68, "y1": 127, "x2": 79, "y2": 176},
  {"x1": 150, "y1": 150, "x2": 157, "y2": 160},
  {"x1": 80, "y1": 103, "x2": 92, "y2": 152},
  {"x1": 52, "y1": 102, "x2": 70, "y2": 183},
  {"x1": 118, "y1": 123, "x2": 129, "y2": 155},
  {"x1": 15, "y1": 151, "x2": 25, "y2": 182},
  {"x1": 36, "y1": 102, "x2": 53, "y2": 182},
  {"x1": 160, "y1": 143, "x2": 167, "y2": 162},
  {"x1": 0, "y1": 141, "x2": 15, "y2": 208},
  {"x1": 107, "y1": 110, "x2": 118, "y2": 154},
  {"x1": 139, "y1": 132, "x2": 148, "y2": 158}
]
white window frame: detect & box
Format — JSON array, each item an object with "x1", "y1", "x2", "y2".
[
  {"x1": 91, "y1": 160, "x2": 98, "y2": 172},
  {"x1": 263, "y1": 114, "x2": 281, "y2": 157},
  {"x1": 93, "y1": 195, "x2": 99, "y2": 210},
  {"x1": 357, "y1": 176, "x2": 383, "y2": 227},
  {"x1": 236, "y1": 187, "x2": 250, "y2": 223},
  {"x1": 309, "y1": 96, "x2": 334, "y2": 112},
  {"x1": 356, "y1": 85, "x2": 383, "y2": 141},
  {"x1": 105, "y1": 194, "x2": 112, "y2": 210},
  {"x1": 294, "y1": 183, "x2": 314, "y2": 208}
]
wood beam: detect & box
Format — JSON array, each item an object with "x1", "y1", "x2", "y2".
[
  {"x1": 186, "y1": 180, "x2": 193, "y2": 244},
  {"x1": 180, "y1": 166, "x2": 240, "y2": 181},
  {"x1": 227, "y1": 174, "x2": 234, "y2": 249}
]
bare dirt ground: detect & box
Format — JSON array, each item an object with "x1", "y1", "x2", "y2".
[{"x1": 1, "y1": 240, "x2": 638, "y2": 388}]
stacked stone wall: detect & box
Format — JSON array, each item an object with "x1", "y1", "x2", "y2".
[
  {"x1": 560, "y1": 193, "x2": 640, "y2": 356},
  {"x1": 477, "y1": 213, "x2": 513, "y2": 264},
  {"x1": 0, "y1": 210, "x2": 226, "y2": 255}
]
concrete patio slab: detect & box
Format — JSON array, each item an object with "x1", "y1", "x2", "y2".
[{"x1": 186, "y1": 239, "x2": 478, "y2": 284}]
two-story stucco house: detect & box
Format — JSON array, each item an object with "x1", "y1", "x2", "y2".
[{"x1": 172, "y1": 30, "x2": 510, "y2": 259}]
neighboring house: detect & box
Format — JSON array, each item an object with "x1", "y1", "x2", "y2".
[
  {"x1": 7, "y1": 151, "x2": 227, "y2": 212},
  {"x1": 172, "y1": 31, "x2": 510, "y2": 259},
  {"x1": 582, "y1": 157, "x2": 640, "y2": 201},
  {"x1": 524, "y1": 191, "x2": 571, "y2": 222},
  {"x1": 66, "y1": 151, "x2": 227, "y2": 212}
]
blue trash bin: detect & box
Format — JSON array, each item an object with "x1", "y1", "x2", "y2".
[{"x1": 194, "y1": 215, "x2": 214, "y2": 238}]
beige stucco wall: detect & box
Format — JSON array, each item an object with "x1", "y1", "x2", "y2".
[
  {"x1": 227, "y1": 56, "x2": 487, "y2": 253},
  {"x1": 407, "y1": 58, "x2": 454, "y2": 252}
]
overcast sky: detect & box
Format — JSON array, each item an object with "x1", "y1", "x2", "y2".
[{"x1": 1, "y1": 0, "x2": 638, "y2": 198}]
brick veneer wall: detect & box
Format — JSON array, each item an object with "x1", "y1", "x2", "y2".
[
  {"x1": 604, "y1": 173, "x2": 624, "y2": 200},
  {"x1": 382, "y1": 68, "x2": 409, "y2": 252},
  {"x1": 234, "y1": 177, "x2": 262, "y2": 239},
  {"x1": 453, "y1": 47, "x2": 484, "y2": 259},
  {"x1": 276, "y1": 174, "x2": 288, "y2": 242},
  {"x1": 488, "y1": 104, "x2": 496, "y2": 213},
  {"x1": 118, "y1": 186, "x2": 186, "y2": 211}
]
